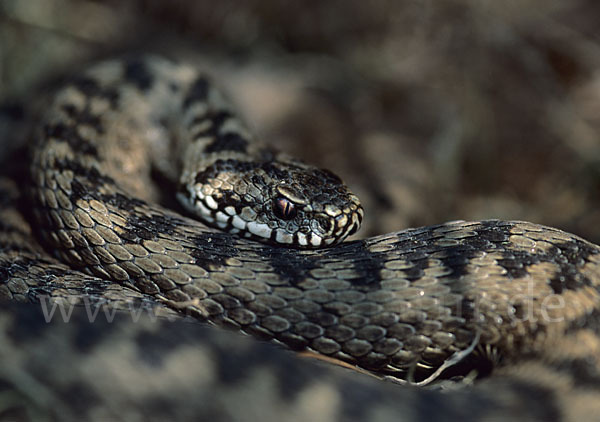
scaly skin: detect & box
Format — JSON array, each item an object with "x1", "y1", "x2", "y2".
[{"x1": 1, "y1": 56, "x2": 600, "y2": 421}]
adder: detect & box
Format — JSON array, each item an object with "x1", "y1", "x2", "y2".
[{"x1": 1, "y1": 55, "x2": 600, "y2": 421}]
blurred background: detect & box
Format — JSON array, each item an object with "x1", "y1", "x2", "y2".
[{"x1": 2, "y1": 0, "x2": 600, "y2": 243}]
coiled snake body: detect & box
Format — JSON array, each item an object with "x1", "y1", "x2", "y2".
[{"x1": 3, "y1": 55, "x2": 600, "y2": 407}]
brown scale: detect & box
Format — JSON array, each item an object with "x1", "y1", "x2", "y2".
[{"x1": 1, "y1": 55, "x2": 599, "y2": 389}]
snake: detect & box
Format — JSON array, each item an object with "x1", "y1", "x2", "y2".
[{"x1": 2, "y1": 55, "x2": 600, "y2": 419}]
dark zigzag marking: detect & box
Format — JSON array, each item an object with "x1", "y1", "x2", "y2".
[
  {"x1": 407, "y1": 378, "x2": 560, "y2": 422},
  {"x1": 124, "y1": 58, "x2": 154, "y2": 92},
  {"x1": 396, "y1": 220, "x2": 597, "y2": 294},
  {"x1": 54, "y1": 381, "x2": 102, "y2": 417},
  {"x1": 191, "y1": 110, "x2": 230, "y2": 137},
  {"x1": 61, "y1": 104, "x2": 103, "y2": 133},
  {"x1": 0, "y1": 221, "x2": 31, "y2": 239},
  {"x1": 44, "y1": 123, "x2": 98, "y2": 156},
  {"x1": 213, "y1": 334, "x2": 316, "y2": 402},
  {"x1": 70, "y1": 77, "x2": 120, "y2": 108},
  {"x1": 189, "y1": 109, "x2": 250, "y2": 154},
  {"x1": 191, "y1": 110, "x2": 231, "y2": 135},
  {"x1": 204, "y1": 132, "x2": 248, "y2": 154},
  {"x1": 565, "y1": 307, "x2": 600, "y2": 336},
  {"x1": 188, "y1": 231, "x2": 240, "y2": 269},
  {"x1": 119, "y1": 213, "x2": 180, "y2": 243},
  {"x1": 548, "y1": 348, "x2": 600, "y2": 389},
  {"x1": 134, "y1": 328, "x2": 186, "y2": 367},
  {"x1": 258, "y1": 239, "x2": 387, "y2": 288},
  {"x1": 547, "y1": 238, "x2": 599, "y2": 294},
  {"x1": 183, "y1": 76, "x2": 209, "y2": 109},
  {"x1": 193, "y1": 158, "x2": 299, "y2": 186}
]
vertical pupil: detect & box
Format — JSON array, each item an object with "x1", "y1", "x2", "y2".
[{"x1": 274, "y1": 198, "x2": 296, "y2": 219}]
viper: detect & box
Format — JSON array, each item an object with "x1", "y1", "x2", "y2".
[{"x1": 1, "y1": 55, "x2": 600, "y2": 421}]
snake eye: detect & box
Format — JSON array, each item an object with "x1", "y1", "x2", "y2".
[{"x1": 273, "y1": 197, "x2": 297, "y2": 220}]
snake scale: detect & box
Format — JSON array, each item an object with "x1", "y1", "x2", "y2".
[{"x1": 2, "y1": 55, "x2": 600, "y2": 421}]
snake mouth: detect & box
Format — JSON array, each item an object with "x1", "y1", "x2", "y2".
[
  {"x1": 330, "y1": 205, "x2": 363, "y2": 243},
  {"x1": 345, "y1": 211, "x2": 362, "y2": 237},
  {"x1": 241, "y1": 224, "x2": 332, "y2": 248},
  {"x1": 241, "y1": 220, "x2": 344, "y2": 248},
  {"x1": 233, "y1": 204, "x2": 364, "y2": 248},
  {"x1": 182, "y1": 183, "x2": 363, "y2": 248},
  {"x1": 183, "y1": 191, "x2": 329, "y2": 247}
]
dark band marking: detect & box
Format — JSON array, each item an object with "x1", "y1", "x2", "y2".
[
  {"x1": 50, "y1": 158, "x2": 115, "y2": 192},
  {"x1": 61, "y1": 104, "x2": 103, "y2": 133},
  {"x1": 103, "y1": 192, "x2": 147, "y2": 212},
  {"x1": 46, "y1": 160, "x2": 115, "y2": 208},
  {"x1": 191, "y1": 110, "x2": 232, "y2": 140},
  {"x1": 213, "y1": 334, "x2": 314, "y2": 402},
  {"x1": 547, "y1": 239, "x2": 599, "y2": 294},
  {"x1": 188, "y1": 231, "x2": 240, "y2": 269},
  {"x1": 338, "y1": 380, "x2": 390, "y2": 421},
  {"x1": 135, "y1": 328, "x2": 184, "y2": 367},
  {"x1": 412, "y1": 378, "x2": 559, "y2": 422},
  {"x1": 122, "y1": 213, "x2": 179, "y2": 242},
  {"x1": 70, "y1": 77, "x2": 120, "y2": 108},
  {"x1": 73, "y1": 317, "x2": 116, "y2": 353},
  {"x1": 397, "y1": 220, "x2": 598, "y2": 294},
  {"x1": 183, "y1": 76, "x2": 209, "y2": 109},
  {"x1": 559, "y1": 353, "x2": 600, "y2": 389},
  {"x1": 499, "y1": 251, "x2": 540, "y2": 279},
  {"x1": 45, "y1": 123, "x2": 98, "y2": 156},
  {"x1": 257, "y1": 239, "x2": 386, "y2": 291},
  {"x1": 193, "y1": 159, "x2": 308, "y2": 188},
  {"x1": 566, "y1": 308, "x2": 600, "y2": 336},
  {"x1": 254, "y1": 246, "x2": 313, "y2": 284},
  {"x1": 204, "y1": 132, "x2": 248, "y2": 154},
  {"x1": 193, "y1": 159, "x2": 256, "y2": 184},
  {"x1": 124, "y1": 58, "x2": 154, "y2": 91},
  {"x1": 0, "y1": 221, "x2": 32, "y2": 239},
  {"x1": 69, "y1": 179, "x2": 93, "y2": 202},
  {"x1": 55, "y1": 381, "x2": 102, "y2": 416},
  {"x1": 6, "y1": 300, "x2": 50, "y2": 345}
]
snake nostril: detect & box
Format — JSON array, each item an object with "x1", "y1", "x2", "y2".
[{"x1": 315, "y1": 216, "x2": 333, "y2": 234}]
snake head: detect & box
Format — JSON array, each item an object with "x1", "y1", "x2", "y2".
[
  {"x1": 179, "y1": 157, "x2": 363, "y2": 248},
  {"x1": 267, "y1": 167, "x2": 363, "y2": 247}
]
